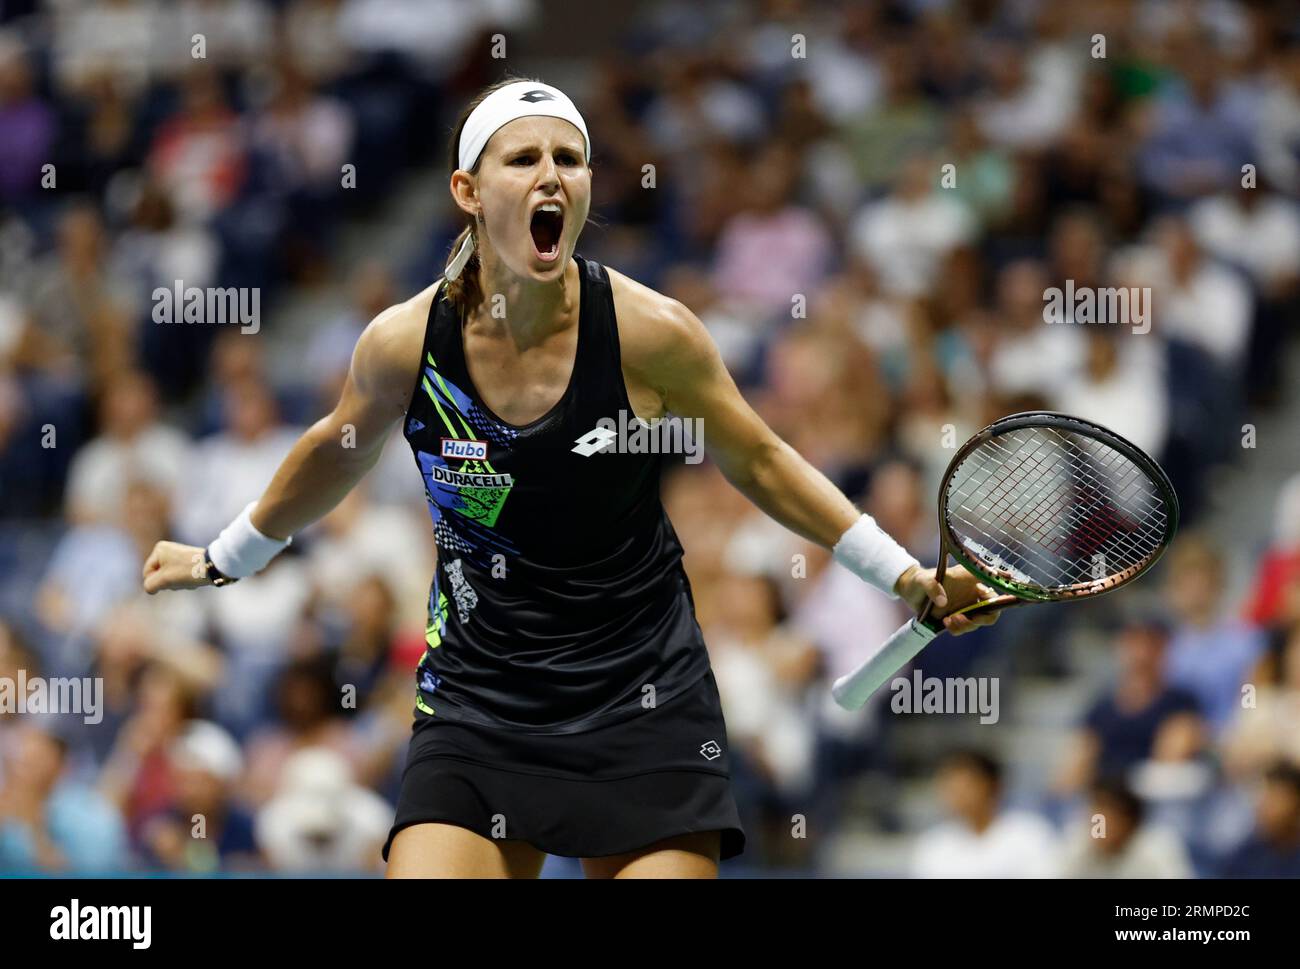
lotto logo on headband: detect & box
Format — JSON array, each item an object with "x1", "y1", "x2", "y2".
[
  {"x1": 457, "y1": 80, "x2": 590, "y2": 172},
  {"x1": 441, "y1": 438, "x2": 488, "y2": 461}
]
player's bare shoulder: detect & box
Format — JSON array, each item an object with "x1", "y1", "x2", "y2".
[
  {"x1": 351, "y1": 279, "x2": 441, "y2": 414},
  {"x1": 605, "y1": 265, "x2": 715, "y2": 404}
]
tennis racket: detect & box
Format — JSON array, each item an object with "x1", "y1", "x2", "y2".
[{"x1": 832, "y1": 411, "x2": 1179, "y2": 710}]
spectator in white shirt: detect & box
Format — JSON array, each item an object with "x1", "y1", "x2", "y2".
[
  {"x1": 51, "y1": 0, "x2": 162, "y2": 97},
  {"x1": 850, "y1": 154, "x2": 975, "y2": 299},
  {"x1": 706, "y1": 571, "x2": 819, "y2": 801},
  {"x1": 1051, "y1": 326, "x2": 1169, "y2": 460},
  {"x1": 255, "y1": 746, "x2": 391, "y2": 873},
  {"x1": 338, "y1": 0, "x2": 534, "y2": 81},
  {"x1": 173, "y1": 377, "x2": 302, "y2": 546},
  {"x1": 1061, "y1": 778, "x2": 1193, "y2": 878},
  {"x1": 306, "y1": 485, "x2": 432, "y2": 633},
  {"x1": 1190, "y1": 187, "x2": 1300, "y2": 295},
  {"x1": 1189, "y1": 185, "x2": 1300, "y2": 403},
  {"x1": 974, "y1": 38, "x2": 1080, "y2": 151},
  {"x1": 912, "y1": 749, "x2": 1061, "y2": 878},
  {"x1": 283, "y1": 0, "x2": 356, "y2": 85},
  {"x1": 1255, "y1": 45, "x2": 1300, "y2": 195},
  {"x1": 171, "y1": 0, "x2": 273, "y2": 75},
  {"x1": 986, "y1": 260, "x2": 1086, "y2": 399},
  {"x1": 64, "y1": 371, "x2": 190, "y2": 525},
  {"x1": 1145, "y1": 216, "x2": 1253, "y2": 371}
]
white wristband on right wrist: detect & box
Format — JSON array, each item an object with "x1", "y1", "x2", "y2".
[
  {"x1": 831, "y1": 513, "x2": 920, "y2": 599},
  {"x1": 207, "y1": 502, "x2": 291, "y2": 579}
]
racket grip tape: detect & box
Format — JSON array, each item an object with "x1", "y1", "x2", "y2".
[{"x1": 831, "y1": 617, "x2": 940, "y2": 710}]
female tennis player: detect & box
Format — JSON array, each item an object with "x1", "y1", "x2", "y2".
[{"x1": 142, "y1": 77, "x2": 997, "y2": 878}]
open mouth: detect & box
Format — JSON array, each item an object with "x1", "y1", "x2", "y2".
[{"x1": 529, "y1": 204, "x2": 564, "y2": 262}]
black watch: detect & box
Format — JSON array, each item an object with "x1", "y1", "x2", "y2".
[{"x1": 203, "y1": 548, "x2": 239, "y2": 587}]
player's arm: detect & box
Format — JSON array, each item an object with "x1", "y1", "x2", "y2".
[
  {"x1": 246, "y1": 301, "x2": 413, "y2": 538},
  {"x1": 143, "y1": 299, "x2": 421, "y2": 594},
  {"x1": 618, "y1": 285, "x2": 991, "y2": 632}
]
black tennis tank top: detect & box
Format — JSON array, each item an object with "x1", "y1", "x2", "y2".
[{"x1": 401, "y1": 254, "x2": 711, "y2": 733}]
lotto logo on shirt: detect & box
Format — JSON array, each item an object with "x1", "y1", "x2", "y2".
[{"x1": 441, "y1": 438, "x2": 489, "y2": 461}]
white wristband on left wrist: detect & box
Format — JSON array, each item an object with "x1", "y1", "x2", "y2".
[{"x1": 207, "y1": 502, "x2": 291, "y2": 579}]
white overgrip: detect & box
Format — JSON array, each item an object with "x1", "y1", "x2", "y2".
[{"x1": 831, "y1": 617, "x2": 940, "y2": 710}]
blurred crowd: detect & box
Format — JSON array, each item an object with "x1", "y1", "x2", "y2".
[{"x1": 1, "y1": 0, "x2": 1299, "y2": 876}]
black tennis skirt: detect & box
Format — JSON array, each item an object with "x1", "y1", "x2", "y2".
[{"x1": 383, "y1": 669, "x2": 745, "y2": 863}]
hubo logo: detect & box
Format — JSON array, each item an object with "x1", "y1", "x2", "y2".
[
  {"x1": 1042, "y1": 279, "x2": 1151, "y2": 335},
  {"x1": 152, "y1": 280, "x2": 260, "y2": 334},
  {"x1": 50, "y1": 899, "x2": 151, "y2": 949},
  {"x1": 572, "y1": 411, "x2": 704, "y2": 464},
  {"x1": 1, "y1": 670, "x2": 102, "y2": 724},
  {"x1": 890, "y1": 671, "x2": 1000, "y2": 724},
  {"x1": 441, "y1": 437, "x2": 488, "y2": 461}
]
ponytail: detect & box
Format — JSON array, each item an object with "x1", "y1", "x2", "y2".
[{"x1": 443, "y1": 222, "x2": 483, "y2": 314}]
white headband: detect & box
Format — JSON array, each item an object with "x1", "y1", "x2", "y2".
[
  {"x1": 447, "y1": 81, "x2": 590, "y2": 279},
  {"x1": 457, "y1": 80, "x2": 590, "y2": 173}
]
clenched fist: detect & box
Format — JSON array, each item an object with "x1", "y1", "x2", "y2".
[{"x1": 142, "y1": 541, "x2": 212, "y2": 594}]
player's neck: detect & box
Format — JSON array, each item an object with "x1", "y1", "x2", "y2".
[{"x1": 470, "y1": 254, "x2": 577, "y2": 348}]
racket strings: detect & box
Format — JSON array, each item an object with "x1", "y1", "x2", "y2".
[
  {"x1": 952, "y1": 432, "x2": 1164, "y2": 588},
  {"x1": 946, "y1": 427, "x2": 1169, "y2": 593},
  {"x1": 960, "y1": 436, "x2": 1163, "y2": 580},
  {"x1": 962, "y1": 431, "x2": 1167, "y2": 545},
  {"x1": 982, "y1": 432, "x2": 1165, "y2": 558},
  {"x1": 951, "y1": 482, "x2": 1150, "y2": 590}
]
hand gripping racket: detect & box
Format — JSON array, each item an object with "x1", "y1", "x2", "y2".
[{"x1": 832, "y1": 411, "x2": 1179, "y2": 710}]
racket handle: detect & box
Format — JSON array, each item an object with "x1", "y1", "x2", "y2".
[{"x1": 831, "y1": 617, "x2": 940, "y2": 710}]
